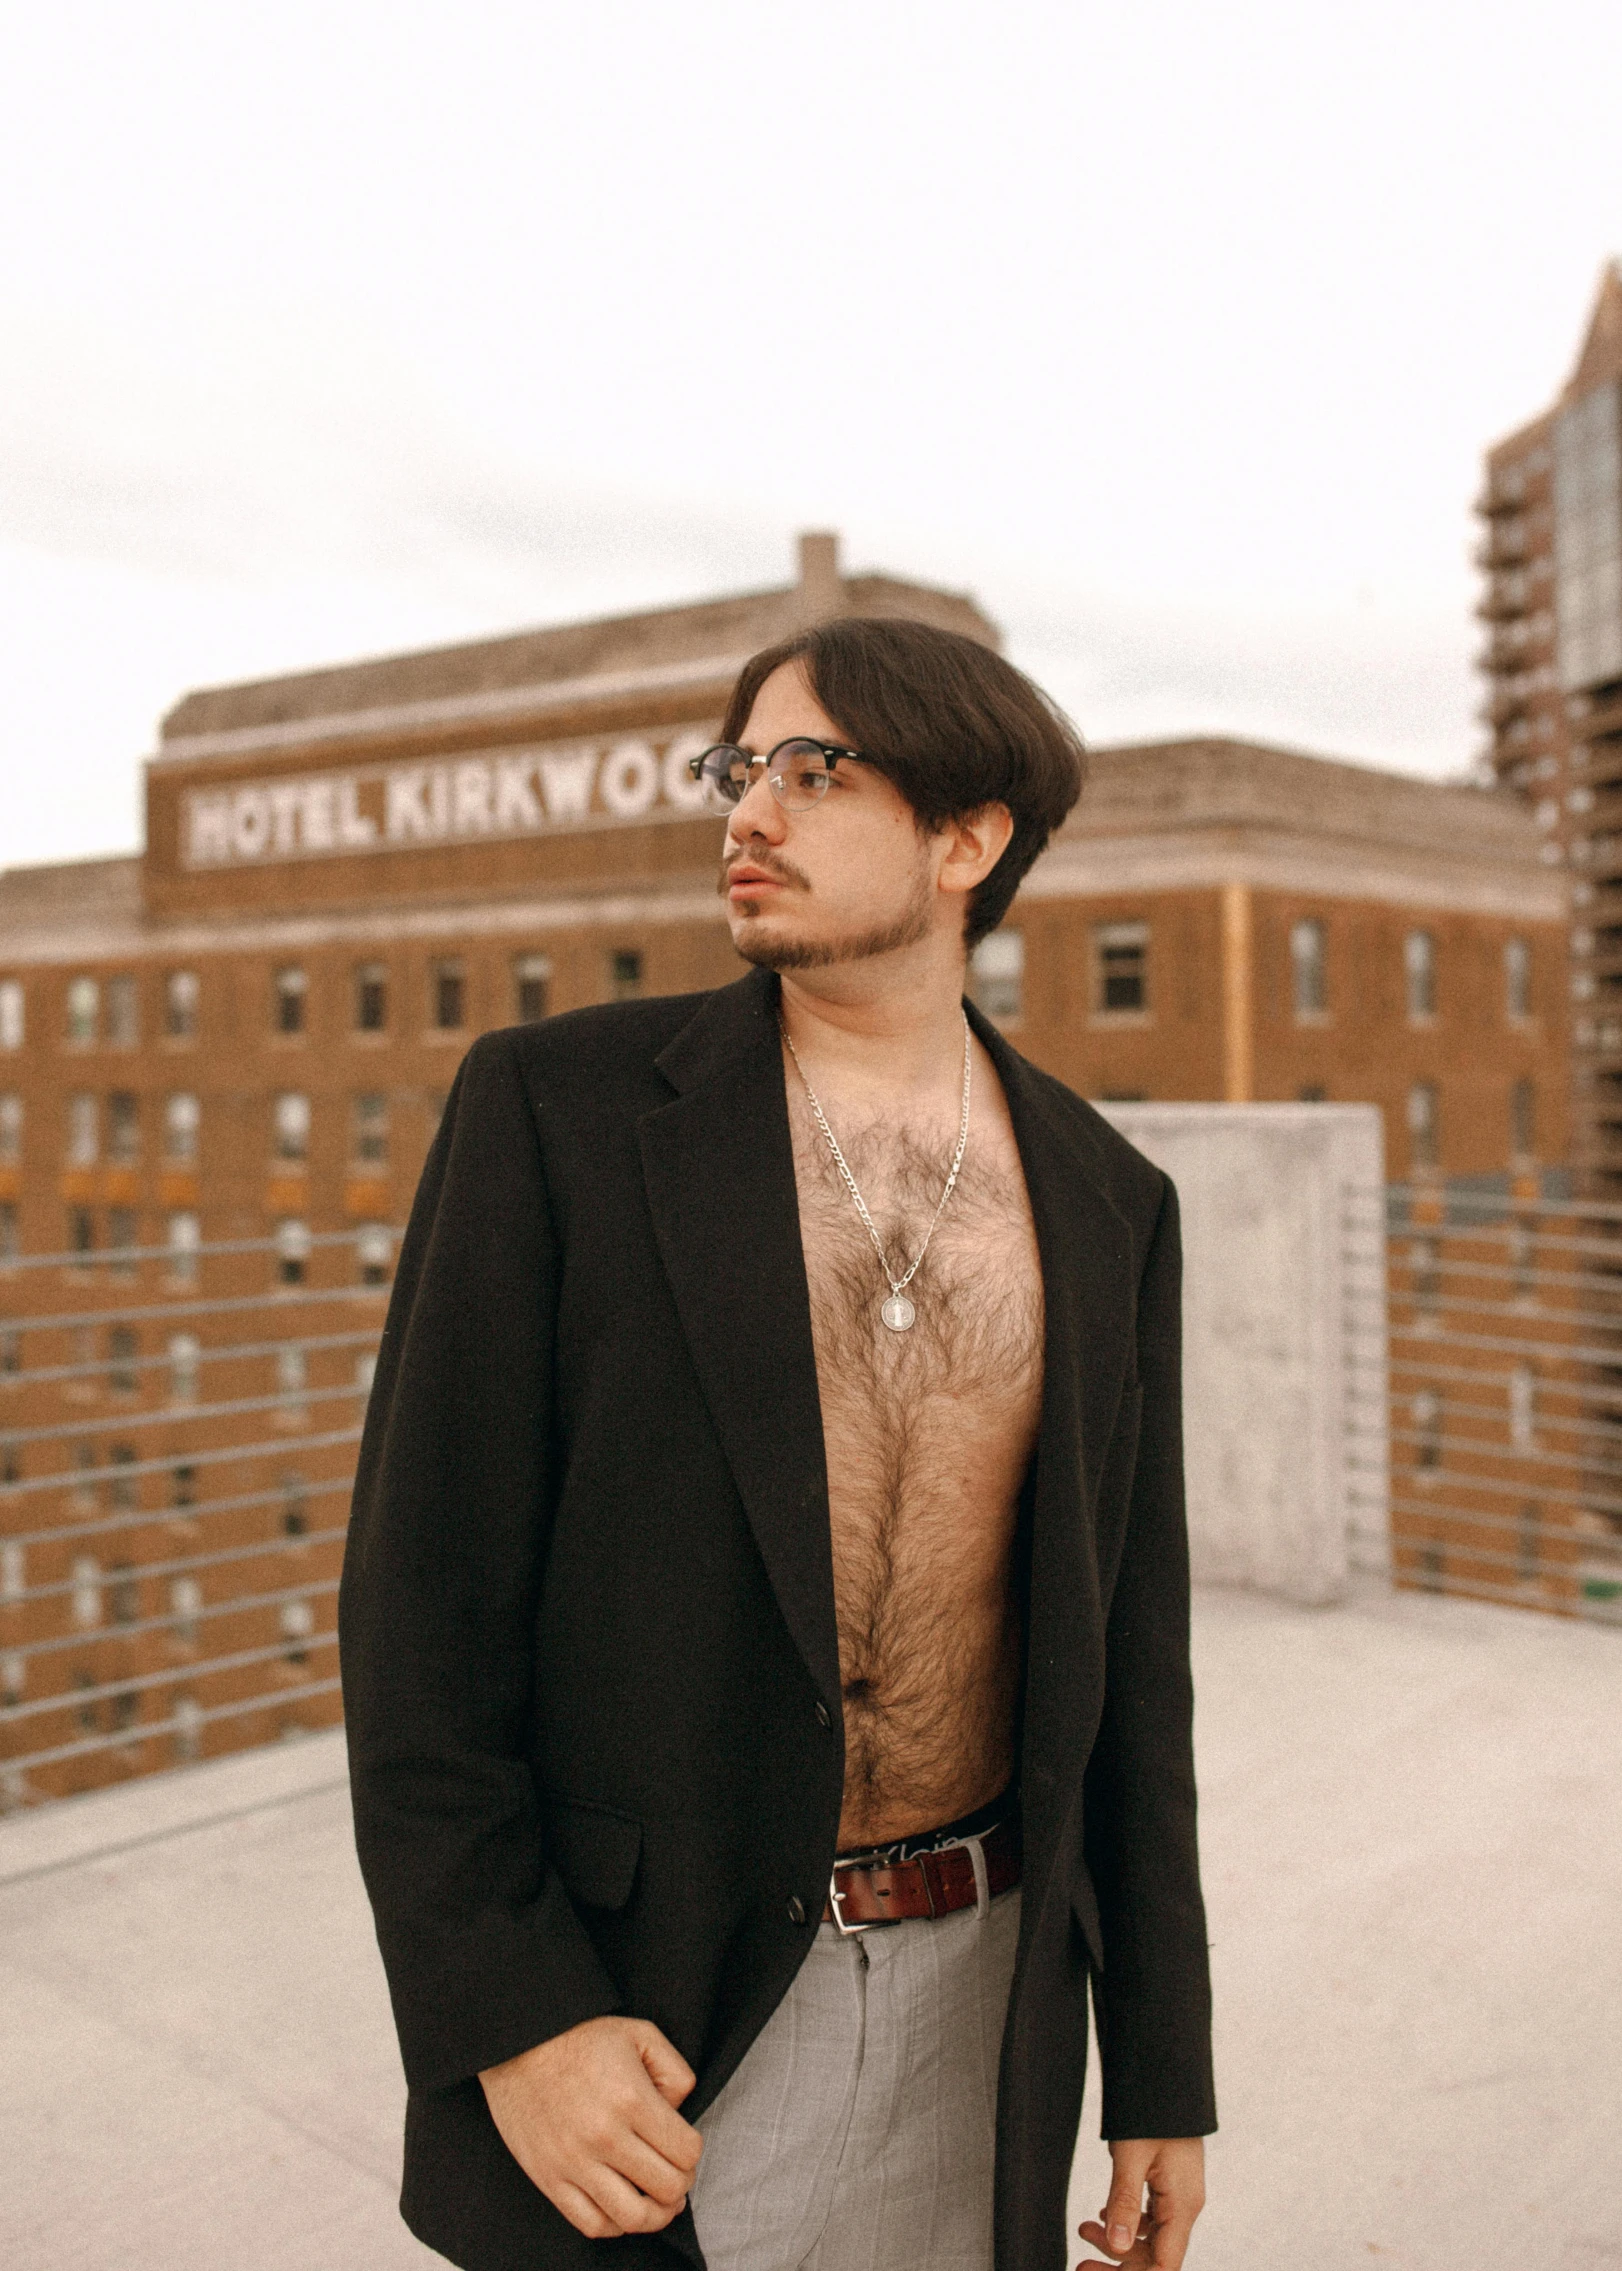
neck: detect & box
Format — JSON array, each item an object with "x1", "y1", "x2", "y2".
[{"x1": 777, "y1": 935, "x2": 970, "y2": 1100}]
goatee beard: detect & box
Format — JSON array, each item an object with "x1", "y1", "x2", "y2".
[{"x1": 732, "y1": 882, "x2": 933, "y2": 971}]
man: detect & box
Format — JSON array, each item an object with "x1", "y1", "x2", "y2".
[{"x1": 340, "y1": 615, "x2": 1215, "y2": 2271}]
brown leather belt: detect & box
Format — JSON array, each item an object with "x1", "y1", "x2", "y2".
[{"x1": 823, "y1": 1815, "x2": 1021, "y2": 1933}]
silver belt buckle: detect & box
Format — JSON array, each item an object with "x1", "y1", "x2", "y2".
[{"x1": 828, "y1": 1867, "x2": 873, "y2": 1936}]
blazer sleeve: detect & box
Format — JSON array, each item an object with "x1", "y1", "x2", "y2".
[
  {"x1": 339, "y1": 1031, "x2": 623, "y2": 2094},
  {"x1": 1083, "y1": 1172, "x2": 1218, "y2": 2140}
]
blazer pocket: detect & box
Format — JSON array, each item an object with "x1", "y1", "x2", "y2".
[
  {"x1": 1072, "y1": 1862, "x2": 1105, "y2": 1974},
  {"x1": 544, "y1": 1795, "x2": 643, "y2": 1912}
]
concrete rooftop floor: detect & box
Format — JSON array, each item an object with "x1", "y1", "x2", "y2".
[{"x1": 2, "y1": 1582, "x2": 1619, "y2": 2271}]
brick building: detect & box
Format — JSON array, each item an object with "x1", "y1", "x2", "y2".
[
  {"x1": 1478, "y1": 258, "x2": 1622, "y2": 1191},
  {"x1": 0, "y1": 533, "x2": 1568, "y2": 1800}
]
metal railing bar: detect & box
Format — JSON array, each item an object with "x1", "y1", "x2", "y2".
[
  {"x1": 1388, "y1": 1495, "x2": 1590, "y2": 1541},
  {"x1": 13, "y1": 1529, "x2": 347, "y2": 1606},
  {"x1": 0, "y1": 1423, "x2": 364, "y2": 1499},
  {"x1": 0, "y1": 1284, "x2": 390, "y2": 1338},
  {"x1": 1, "y1": 1474, "x2": 353, "y2": 1552},
  {"x1": 1387, "y1": 1428, "x2": 1622, "y2": 1483},
  {"x1": 1383, "y1": 1398, "x2": 1622, "y2": 1445},
  {"x1": 1, "y1": 1380, "x2": 369, "y2": 1452},
  {"x1": 1389, "y1": 1323, "x2": 1622, "y2": 1366},
  {"x1": 0, "y1": 1631, "x2": 338, "y2": 1724},
  {"x1": 1389, "y1": 1531, "x2": 1610, "y2": 1582},
  {"x1": 3, "y1": 1676, "x2": 344, "y2": 1777},
  {"x1": 15, "y1": 1577, "x2": 340, "y2": 1663},
  {"x1": 14, "y1": 1327, "x2": 382, "y2": 1390},
  {"x1": 1388, "y1": 1465, "x2": 1619, "y2": 1514},
  {"x1": 1385, "y1": 1186, "x2": 1622, "y2": 1225},
  {"x1": 0, "y1": 1227, "x2": 396, "y2": 1274}
]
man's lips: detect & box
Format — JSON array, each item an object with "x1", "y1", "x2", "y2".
[{"x1": 726, "y1": 866, "x2": 787, "y2": 893}]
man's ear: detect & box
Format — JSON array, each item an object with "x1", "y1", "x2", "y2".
[{"x1": 937, "y1": 803, "x2": 1015, "y2": 900}]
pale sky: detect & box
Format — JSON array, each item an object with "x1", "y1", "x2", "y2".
[{"x1": 3, "y1": 0, "x2": 1619, "y2": 869}]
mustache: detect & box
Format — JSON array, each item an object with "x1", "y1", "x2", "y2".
[{"x1": 717, "y1": 849, "x2": 812, "y2": 895}]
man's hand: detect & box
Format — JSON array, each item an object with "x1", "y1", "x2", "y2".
[
  {"x1": 479, "y1": 2015, "x2": 703, "y2": 2239},
  {"x1": 1078, "y1": 2137, "x2": 1205, "y2": 2269}
]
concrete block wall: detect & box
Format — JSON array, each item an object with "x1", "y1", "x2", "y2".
[{"x1": 1101, "y1": 1103, "x2": 1389, "y2": 1606}]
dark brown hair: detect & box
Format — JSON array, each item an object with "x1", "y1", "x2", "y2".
[{"x1": 720, "y1": 616, "x2": 1086, "y2": 947}]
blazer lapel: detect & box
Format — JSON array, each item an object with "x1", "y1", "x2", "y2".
[
  {"x1": 639, "y1": 971, "x2": 842, "y2": 1713},
  {"x1": 967, "y1": 1006, "x2": 1138, "y2": 1777}
]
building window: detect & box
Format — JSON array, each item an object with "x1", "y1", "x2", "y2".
[
  {"x1": 65, "y1": 976, "x2": 99, "y2": 1045},
  {"x1": 66, "y1": 1092, "x2": 98, "y2": 1167},
  {"x1": 969, "y1": 929, "x2": 1024, "y2": 1022},
  {"x1": 1505, "y1": 937, "x2": 1532, "y2": 1021},
  {"x1": 1413, "y1": 1388, "x2": 1443, "y2": 1470},
  {"x1": 1, "y1": 1650, "x2": 24, "y2": 1709},
  {"x1": 105, "y1": 976, "x2": 139, "y2": 1048},
  {"x1": 609, "y1": 950, "x2": 643, "y2": 1001},
  {"x1": 275, "y1": 1343, "x2": 308, "y2": 1420},
  {"x1": 0, "y1": 1326, "x2": 19, "y2": 1375},
  {"x1": 0, "y1": 1093, "x2": 20, "y2": 1166},
  {"x1": 1509, "y1": 1364, "x2": 1535, "y2": 1453},
  {"x1": 167, "y1": 1212, "x2": 200, "y2": 1284},
  {"x1": 71, "y1": 1555, "x2": 103, "y2": 1629},
  {"x1": 170, "y1": 1576, "x2": 203, "y2": 1644},
  {"x1": 1093, "y1": 922, "x2": 1149, "y2": 1015},
  {"x1": 273, "y1": 1092, "x2": 311, "y2": 1162},
  {"x1": 1290, "y1": 918, "x2": 1327, "y2": 1016},
  {"x1": 108, "y1": 1444, "x2": 138, "y2": 1510},
  {"x1": 168, "y1": 1333, "x2": 200, "y2": 1404},
  {"x1": 281, "y1": 1471, "x2": 309, "y2": 1538},
  {"x1": 514, "y1": 954, "x2": 551, "y2": 1023},
  {"x1": 164, "y1": 1092, "x2": 200, "y2": 1165},
  {"x1": 165, "y1": 970, "x2": 199, "y2": 1040},
  {"x1": 1, "y1": 1541, "x2": 23, "y2": 1602},
  {"x1": 1511, "y1": 1077, "x2": 1536, "y2": 1162},
  {"x1": 108, "y1": 1208, "x2": 138, "y2": 1275},
  {"x1": 0, "y1": 980, "x2": 22, "y2": 1051},
  {"x1": 107, "y1": 1326, "x2": 139, "y2": 1394},
  {"x1": 432, "y1": 960, "x2": 466, "y2": 1031},
  {"x1": 352, "y1": 1093, "x2": 388, "y2": 1166},
  {"x1": 1404, "y1": 930, "x2": 1436, "y2": 1020},
  {"x1": 281, "y1": 1596, "x2": 315, "y2": 1665},
  {"x1": 1407, "y1": 1080, "x2": 1439, "y2": 1172},
  {"x1": 0, "y1": 1203, "x2": 15, "y2": 1268},
  {"x1": 1298, "y1": 1083, "x2": 1328, "y2": 1103},
  {"x1": 356, "y1": 1223, "x2": 392, "y2": 1288},
  {"x1": 67, "y1": 1206, "x2": 95, "y2": 1259},
  {"x1": 173, "y1": 1692, "x2": 204, "y2": 1760},
  {"x1": 275, "y1": 1219, "x2": 311, "y2": 1286},
  {"x1": 107, "y1": 1091, "x2": 140, "y2": 1165},
  {"x1": 171, "y1": 1462, "x2": 198, "y2": 1512},
  {"x1": 275, "y1": 966, "x2": 308, "y2": 1036},
  {"x1": 354, "y1": 963, "x2": 388, "y2": 1033}
]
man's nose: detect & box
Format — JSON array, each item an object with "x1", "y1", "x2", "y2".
[{"x1": 727, "y1": 769, "x2": 787, "y2": 841}]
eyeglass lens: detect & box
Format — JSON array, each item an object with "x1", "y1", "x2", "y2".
[{"x1": 699, "y1": 740, "x2": 835, "y2": 812}]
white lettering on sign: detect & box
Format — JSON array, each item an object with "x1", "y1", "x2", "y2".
[{"x1": 182, "y1": 728, "x2": 718, "y2": 869}]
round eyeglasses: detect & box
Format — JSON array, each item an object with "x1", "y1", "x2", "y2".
[{"x1": 687, "y1": 737, "x2": 866, "y2": 813}]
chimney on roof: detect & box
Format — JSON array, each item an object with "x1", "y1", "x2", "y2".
[{"x1": 796, "y1": 529, "x2": 843, "y2": 622}]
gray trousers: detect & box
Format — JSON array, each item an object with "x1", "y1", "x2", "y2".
[{"x1": 689, "y1": 1888, "x2": 1021, "y2": 2271}]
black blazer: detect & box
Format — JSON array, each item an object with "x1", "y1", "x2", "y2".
[{"x1": 339, "y1": 967, "x2": 1215, "y2": 2271}]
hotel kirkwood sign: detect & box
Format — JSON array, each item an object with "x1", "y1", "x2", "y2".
[{"x1": 183, "y1": 730, "x2": 714, "y2": 868}]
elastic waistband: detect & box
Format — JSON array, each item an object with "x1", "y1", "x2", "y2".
[{"x1": 836, "y1": 1783, "x2": 1019, "y2": 1868}]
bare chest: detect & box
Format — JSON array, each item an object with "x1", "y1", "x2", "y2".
[{"x1": 789, "y1": 1102, "x2": 1045, "y2": 1580}]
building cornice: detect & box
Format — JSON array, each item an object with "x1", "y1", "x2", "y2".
[{"x1": 149, "y1": 653, "x2": 752, "y2": 768}]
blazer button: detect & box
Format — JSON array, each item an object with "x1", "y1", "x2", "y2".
[
  {"x1": 815, "y1": 1701, "x2": 833, "y2": 1729},
  {"x1": 787, "y1": 1896, "x2": 807, "y2": 1925}
]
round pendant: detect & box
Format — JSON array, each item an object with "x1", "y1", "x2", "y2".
[{"x1": 880, "y1": 1293, "x2": 916, "y2": 1332}]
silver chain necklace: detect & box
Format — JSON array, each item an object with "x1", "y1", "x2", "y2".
[{"x1": 780, "y1": 1013, "x2": 973, "y2": 1332}]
